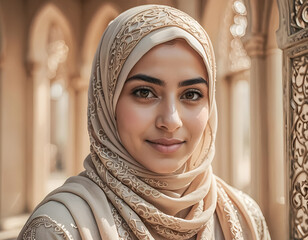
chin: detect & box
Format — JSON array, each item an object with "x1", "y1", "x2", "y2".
[{"x1": 146, "y1": 162, "x2": 186, "y2": 174}]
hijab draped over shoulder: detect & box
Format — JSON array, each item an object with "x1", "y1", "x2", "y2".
[{"x1": 18, "y1": 4, "x2": 270, "y2": 240}]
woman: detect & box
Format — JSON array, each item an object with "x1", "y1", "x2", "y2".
[{"x1": 18, "y1": 4, "x2": 270, "y2": 240}]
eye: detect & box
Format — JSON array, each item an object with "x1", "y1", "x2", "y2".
[
  {"x1": 133, "y1": 88, "x2": 156, "y2": 99},
  {"x1": 181, "y1": 90, "x2": 203, "y2": 101}
]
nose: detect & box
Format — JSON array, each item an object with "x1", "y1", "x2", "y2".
[{"x1": 156, "y1": 99, "x2": 183, "y2": 132}]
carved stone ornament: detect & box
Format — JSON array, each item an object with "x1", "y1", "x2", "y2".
[
  {"x1": 289, "y1": 51, "x2": 308, "y2": 239},
  {"x1": 291, "y1": 0, "x2": 308, "y2": 33},
  {"x1": 276, "y1": 0, "x2": 308, "y2": 49},
  {"x1": 277, "y1": 0, "x2": 308, "y2": 238}
]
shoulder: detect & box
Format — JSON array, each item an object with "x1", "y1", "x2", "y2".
[
  {"x1": 232, "y1": 188, "x2": 270, "y2": 240},
  {"x1": 18, "y1": 175, "x2": 116, "y2": 240},
  {"x1": 18, "y1": 201, "x2": 80, "y2": 240}
]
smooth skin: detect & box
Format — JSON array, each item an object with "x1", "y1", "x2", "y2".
[{"x1": 116, "y1": 39, "x2": 209, "y2": 174}]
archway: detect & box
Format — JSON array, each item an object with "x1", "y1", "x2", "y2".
[
  {"x1": 27, "y1": 3, "x2": 75, "y2": 209},
  {"x1": 202, "y1": 0, "x2": 286, "y2": 238},
  {"x1": 218, "y1": 0, "x2": 251, "y2": 194},
  {"x1": 202, "y1": 0, "x2": 252, "y2": 193}
]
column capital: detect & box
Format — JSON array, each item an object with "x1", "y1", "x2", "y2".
[{"x1": 243, "y1": 33, "x2": 266, "y2": 57}]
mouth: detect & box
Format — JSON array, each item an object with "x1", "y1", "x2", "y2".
[{"x1": 145, "y1": 138, "x2": 185, "y2": 154}]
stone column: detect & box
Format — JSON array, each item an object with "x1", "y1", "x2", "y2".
[
  {"x1": 0, "y1": 0, "x2": 27, "y2": 220},
  {"x1": 244, "y1": 34, "x2": 269, "y2": 214},
  {"x1": 26, "y1": 61, "x2": 50, "y2": 210},
  {"x1": 73, "y1": 77, "x2": 90, "y2": 174},
  {"x1": 276, "y1": 0, "x2": 308, "y2": 238}
]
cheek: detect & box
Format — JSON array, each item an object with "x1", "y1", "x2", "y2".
[
  {"x1": 116, "y1": 100, "x2": 154, "y2": 138},
  {"x1": 186, "y1": 107, "x2": 209, "y2": 138}
]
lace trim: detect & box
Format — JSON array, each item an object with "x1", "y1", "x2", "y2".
[{"x1": 22, "y1": 215, "x2": 73, "y2": 240}]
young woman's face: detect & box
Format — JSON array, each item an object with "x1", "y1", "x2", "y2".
[{"x1": 116, "y1": 40, "x2": 209, "y2": 174}]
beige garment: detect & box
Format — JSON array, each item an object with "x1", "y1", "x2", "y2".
[{"x1": 18, "y1": 4, "x2": 270, "y2": 240}]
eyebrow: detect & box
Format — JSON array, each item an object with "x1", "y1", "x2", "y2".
[
  {"x1": 126, "y1": 74, "x2": 165, "y2": 86},
  {"x1": 178, "y1": 77, "x2": 208, "y2": 87},
  {"x1": 126, "y1": 74, "x2": 208, "y2": 87}
]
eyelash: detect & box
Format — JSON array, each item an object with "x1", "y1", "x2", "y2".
[
  {"x1": 132, "y1": 87, "x2": 157, "y2": 99},
  {"x1": 132, "y1": 87, "x2": 204, "y2": 102},
  {"x1": 181, "y1": 89, "x2": 204, "y2": 101}
]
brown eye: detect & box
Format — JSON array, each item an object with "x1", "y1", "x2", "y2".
[
  {"x1": 182, "y1": 90, "x2": 203, "y2": 101},
  {"x1": 185, "y1": 92, "x2": 195, "y2": 99},
  {"x1": 133, "y1": 88, "x2": 156, "y2": 99},
  {"x1": 139, "y1": 89, "x2": 150, "y2": 98}
]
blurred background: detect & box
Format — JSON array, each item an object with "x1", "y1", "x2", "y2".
[{"x1": 0, "y1": 0, "x2": 296, "y2": 239}]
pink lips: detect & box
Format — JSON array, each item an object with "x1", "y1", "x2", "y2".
[{"x1": 146, "y1": 138, "x2": 185, "y2": 154}]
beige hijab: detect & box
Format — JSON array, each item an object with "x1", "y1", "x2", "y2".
[
  {"x1": 22, "y1": 4, "x2": 269, "y2": 240},
  {"x1": 86, "y1": 4, "x2": 217, "y2": 238}
]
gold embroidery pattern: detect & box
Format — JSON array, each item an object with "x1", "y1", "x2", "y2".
[
  {"x1": 89, "y1": 142, "x2": 161, "y2": 198},
  {"x1": 107, "y1": 6, "x2": 215, "y2": 98},
  {"x1": 140, "y1": 177, "x2": 168, "y2": 188},
  {"x1": 23, "y1": 215, "x2": 73, "y2": 240},
  {"x1": 217, "y1": 183, "x2": 243, "y2": 240},
  {"x1": 86, "y1": 170, "x2": 153, "y2": 239},
  {"x1": 111, "y1": 206, "x2": 137, "y2": 240},
  {"x1": 237, "y1": 190, "x2": 268, "y2": 239},
  {"x1": 86, "y1": 163, "x2": 202, "y2": 240},
  {"x1": 89, "y1": 134, "x2": 156, "y2": 192}
]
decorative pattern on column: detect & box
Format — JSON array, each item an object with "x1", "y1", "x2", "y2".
[
  {"x1": 277, "y1": 0, "x2": 308, "y2": 239},
  {"x1": 290, "y1": 52, "x2": 308, "y2": 239}
]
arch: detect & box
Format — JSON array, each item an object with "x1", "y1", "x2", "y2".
[
  {"x1": 28, "y1": 3, "x2": 75, "y2": 75},
  {"x1": 202, "y1": 0, "x2": 251, "y2": 189},
  {"x1": 201, "y1": 0, "x2": 228, "y2": 51},
  {"x1": 27, "y1": 3, "x2": 75, "y2": 209},
  {"x1": 81, "y1": 3, "x2": 119, "y2": 79},
  {"x1": 267, "y1": 0, "x2": 280, "y2": 50},
  {"x1": 201, "y1": 0, "x2": 234, "y2": 184}
]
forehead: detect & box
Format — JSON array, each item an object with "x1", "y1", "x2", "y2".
[{"x1": 127, "y1": 39, "x2": 208, "y2": 80}]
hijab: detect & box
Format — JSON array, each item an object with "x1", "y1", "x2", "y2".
[
  {"x1": 20, "y1": 4, "x2": 269, "y2": 240},
  {"x1": 86, "y1": 5, "x2": 218, "y2": 239}
]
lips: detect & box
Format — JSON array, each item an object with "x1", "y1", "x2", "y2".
[{"x1": 146, "y1": 138, "x2": 185, "y2": 154}]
